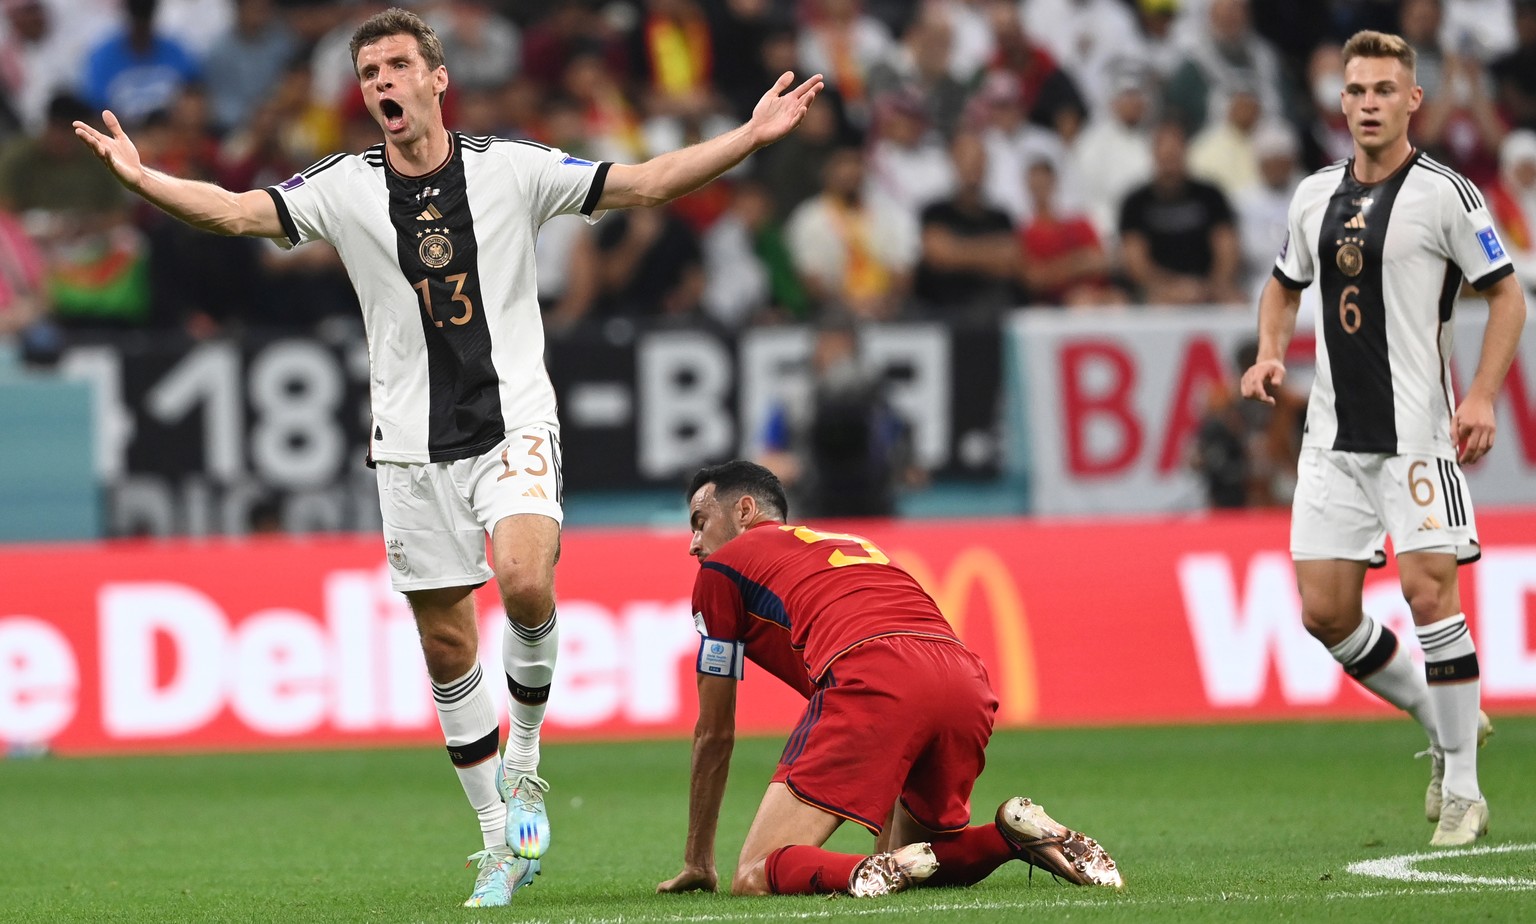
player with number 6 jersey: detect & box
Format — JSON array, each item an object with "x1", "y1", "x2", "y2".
[
  {"x1": 659, "y1": 461, "x2": 1122, "y2": 900},
  {"x1": 1242, "y1": 30, "x2": 1525, "y2": 849}
]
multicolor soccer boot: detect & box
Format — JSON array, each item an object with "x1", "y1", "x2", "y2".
[
  {"x1": 847, "y1": 843, "x2": 939, "y2": 897},
  {"x1": 996, "y1": 796, "x2": 1123, "y2": 888},
  {"x1": 500, "y1": 771, "x2": 552, "y2": 859},
  {"x1": 462, "y1": 847, "x2": 539, "y2": 907}
]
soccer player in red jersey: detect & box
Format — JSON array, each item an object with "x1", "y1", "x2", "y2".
[{"x1": 655, "y1": 461, "x2": 1123, "y2": 898}]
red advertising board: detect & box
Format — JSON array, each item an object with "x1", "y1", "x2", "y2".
[{"x1": 4, "y1": 511, "x2": 1536, "y2": 755}]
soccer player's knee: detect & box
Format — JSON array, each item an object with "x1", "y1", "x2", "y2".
[
  {"x1": 730, "y1": 859, "x2": 771, "y2": 896},
  {"x1": 1401, "y1": 582, "x2": 1450, "y2": 623},
  {"x1": 497, "y1": 570, "x2": 554, "y2": 625},
  {"x1": 416, "y1": 623, "x2": 477, "y2": 677}
]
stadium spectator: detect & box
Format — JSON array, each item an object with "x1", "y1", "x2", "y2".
[
  {"x1": 979, "y1": 0, "x2": 1086, "y2": 141},
  {"x1": 1020, "y1": 0, "x2": 1144, "y2": 111},
  {"x1": 1400, "y1": 0, "x2": 1505, "y2": 184},
  {"x1": 658, "y1": 460, "x2": 1121, "y2": 897},
  {"x1": 154, "y1": 0, "x2": 234, "y2": 60},
  {"x1": 80, "y1": 0, "x2": 203, "y2": 127},
  {"x1": 1133, "y1": 0, "x2": 1184, "y2": 80},
  {"x1": 1241, "y1": 29, "x2": 1521, "y2": 850},
  {"x1": 1305, "y1": 41, "x2": 1355, "y2": 164},
  {"x1": 0, "y1": 0, "x2": 96, "y2": 136},
  {"x1": 796, "y1": 0, "x2": 896, "y2": 126},
  {"x1": 562, "y1": 49, "x2": 646, "y2": 164},
  {"x1": 1487, "y1": 128, "x2": 1536, "y2": 286},
  {"x1": 420, "y1": 0, "x2": 520, "y2": 93},
  {"x1": 1233, "y1": 121, "x2": 1302, "y2": 298},
  {"x1": 535, "y1": 212, "x2": 599, "y2": 335},
  {"x1": 1438, "y1": 0, "x2": 1517, "y2": 63},
  {"x1": 1019, "y1": 158, "x2": 1124, "y2": 307},
  {"x1": 0, "y1": 95, "x2": 149, "y2": 328},
  {"x1": 865, "y1": 12, "x2": 973, "y2": 139},
  {"x1": 517, "y1": 0, "x2": 627, "y2": 91},
  {"x1": 0, "y1": 207, "x2": 49, "y2": 337},
  {"x1": 204, "y1": 0, "x2": 297, "y2": 135},
  {"x1": 72, "y1": 7, "x2": 828, "y2": 906},
  {"x1": 1070, "y1": 61, "x2": 1155, "y2": 243},
  {"x1": 866, "y1": 91, "x2": 954, "y2": 219},
  {"x1": 973, "y1": 71, "x2": 1075, "y2": 225},
  {"x1": 913, "y1": 131, "x2": 1019, "y2": 315},
  {"x1": 1118, "y1": 120, "x2": 1242, "y2": 305},
  {"x1": 1188, "y1": 82, "x2": 1267, "y2": 200},
  {"x1": 707, "y1": 0, "x2": 781, "y2": 123},
  {"x1": 753, "y1": 84, "x2": 850, "y2": 221},
  {"x1": 1164, "y1": 0, "x2": 1286, "y2": 135},
  {"x1": 786, "y1": 145, "x2": 920, "y2": 320},
  {"x1": 628, "y1": 0, "x2": 716, "y2": 122},
  {"x1": 930, "y1": 0, "x2": 995, "y2": 85},
  {"x1": 1490, "y1": 1, "x2": 1536, "y2": 131},
  {"x1": 756, "y1": 314, "x2": 915, "y2": 516},
  {"x1": 595, "y1": 206, "x2": 706, "y2": 320},
  {"x1": 701, "y1": 178, "x2": 807, "y2": 326}
]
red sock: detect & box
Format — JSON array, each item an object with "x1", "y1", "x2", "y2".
[
  {"x1": 924, "y1": 823, "x2": 1016, "y2": 887},
  {"x1": 764, "y1": 845, "x2": 866, "y2": 895}
]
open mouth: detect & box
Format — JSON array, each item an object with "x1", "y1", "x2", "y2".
[{"x1": 380, "y1": 98, "x2": 405, "y2": 131}]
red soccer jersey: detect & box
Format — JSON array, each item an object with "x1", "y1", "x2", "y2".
[{"x1": 690, "y1": 522, "x2": 962, "y2": 688}]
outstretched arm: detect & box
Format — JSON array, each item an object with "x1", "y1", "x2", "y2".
[
  {"x1": 74, "y1": 110, "x2": 284, "y2": 239},
  {"x1": 657, "y1": 673, "x2": 738, "y2": 894},
  {"x1": 600, "y1": 72, "x2": 823, "y2": 211}
]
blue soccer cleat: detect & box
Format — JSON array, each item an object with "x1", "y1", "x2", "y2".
[
  {"x1": 462, "y1": 847, "x2": 539, "y2": 907},
  {"x1": 500, "y1": 771, "x2": 551, "y2": 859}
]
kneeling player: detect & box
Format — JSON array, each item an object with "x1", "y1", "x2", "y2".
[{"x1": 656, "y1": 461, "x2": 1122, "y2": 898}]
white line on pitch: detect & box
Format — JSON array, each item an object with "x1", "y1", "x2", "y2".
[{"x1": 1346, "y1": 841, "x2": 1536, "y2": 886}]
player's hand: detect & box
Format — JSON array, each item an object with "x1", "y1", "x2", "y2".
[
  {"x1": 73, "y1": 111, "x2": 146, "y2": 191},
  {"x1": 748, "y1": 71, "x2": 824, "y2": 148},
  {"x1": 1453, "y1": 392, "x2": 1496, "y2": 464},
  {"x1": 1240, "y1": 359, "x2": 1286, "y2": 406},
  {"x1": 657, "y1": 864, "x2": 718, "y2": 893}
]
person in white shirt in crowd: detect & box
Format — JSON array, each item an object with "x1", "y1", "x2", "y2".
[
  {"x1": 867, "y1": 91, "x2": 955, "y2": 221},
  {"x1": 1232, "y1": 120, "x2": 1301, "y2": 298},
  {"x1": 1019, "y1": 0, "x2": 1145, "y2": 111},
  {"x1": 1164, "y1": 0, "x2": 1285, "y2": 134},
  {"x1": 1070, "y1": 59, "x2": 1156, "y2": 246},
  {"x1": 973, "y1": 70, "x2": 1076, "y2": 225}
]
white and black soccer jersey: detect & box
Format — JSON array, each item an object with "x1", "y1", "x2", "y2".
[
  {"x1": 265, "y1": 133, "x2": 608, "y2": 463},
  {"x1": 1274, "y1": 151, "x2": 1515, "y2": 458}
]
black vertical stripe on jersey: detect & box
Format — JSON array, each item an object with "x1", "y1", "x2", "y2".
[
  {"x1": 1318, "y1": 156, "x2": 1415, "y2": 452},
  {"x1": 387, "y1": 135, "x2": 505, "y2": 461}
]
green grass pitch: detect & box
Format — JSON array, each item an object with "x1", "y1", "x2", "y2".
[{"x1": 3, "y1": 718, "x2": 1532, "y2": 923}]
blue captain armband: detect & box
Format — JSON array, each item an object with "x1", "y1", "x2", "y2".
[{"x1": 696, "y1": 635, "x2": 745, "y2": 680}]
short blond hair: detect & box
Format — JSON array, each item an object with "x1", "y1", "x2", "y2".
[{"x1": 1341, "y1": 30, "x2": 1417, "y2": 79}]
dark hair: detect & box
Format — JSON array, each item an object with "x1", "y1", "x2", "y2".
[
  {"x1": 687, "y1": 461, "x2": 789, "y2": 520},
  {"x1": 350, "y1": 7, "x2": 446, "y2": 75}
]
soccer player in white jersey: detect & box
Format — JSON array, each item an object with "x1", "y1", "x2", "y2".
[
  {"x1": 72, "y1": 7, "x2": 823, "y2": 906},
  {"x1": 1241, "y1": 31, "x2": 1525, "y2": 848}
]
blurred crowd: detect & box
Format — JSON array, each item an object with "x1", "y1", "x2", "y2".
[{"x1": 4, "y1": 0, "x2": 1536, "y2": 347}]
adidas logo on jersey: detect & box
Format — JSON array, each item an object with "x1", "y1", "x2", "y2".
[
  {"x1": 1346, "y1": 212, "x2": 1367, "y2": 229},
  {"x1": 522, "y1": 484, "x2": 549, "y2": 499},
  {"x1": 416, "y1": 204, "x2": 444, "y2": 221},
  {"x1": 1419, "y1": 515, "x2": 1444, "y2": 532}
]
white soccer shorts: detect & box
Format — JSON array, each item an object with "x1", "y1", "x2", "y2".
[
  {"x1": 376, "y1": 424, "x2": 564, "y2": 591},
  {"x1": 1290, "y1": 447, "x2": 1479, "y2": 566}
]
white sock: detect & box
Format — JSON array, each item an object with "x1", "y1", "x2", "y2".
[
  {"x1": 1328, "y1": 615, "x2": 1438, "y2": 746},
  {"x1": 503, "y1": 609, "x2": 558, "y2": 776},
  {"x1": 433, "y1": 664, "x2": 506, "y2": 849},
  {"x1": 1417, "y1": 614, "x2": 1482, "y2": 800}
]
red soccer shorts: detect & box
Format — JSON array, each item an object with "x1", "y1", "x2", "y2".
[{"x1": 771, "y1": 634, "x2": 999, "y2": 834}]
